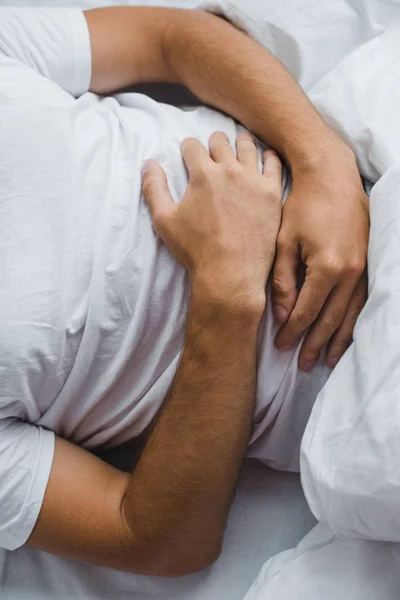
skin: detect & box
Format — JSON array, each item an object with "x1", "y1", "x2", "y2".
[
  {"x1": 29, "y1": 134, "x2": 282, "y2": 576},
  {"x1": 24, "y1": 6, "x2": 368, "y2": 575},
  {"x1": 86, "y1": 7, "x2": 369, "y2": 371}
]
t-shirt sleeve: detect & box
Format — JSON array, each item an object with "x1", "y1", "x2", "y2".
[
  {"x1": 0, "y1": 419, "x2": 55, "y2": 551},
  {"x1": 0, "y1": 7, "x2": 91, "y2": 97}
]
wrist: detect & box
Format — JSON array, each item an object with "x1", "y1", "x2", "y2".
[
  {"x1": 289, "y1": 131, "x2": 356, "y2": 180},
  {"x1": 190, "y1": 277, "x2": 266, "y2": 326}
]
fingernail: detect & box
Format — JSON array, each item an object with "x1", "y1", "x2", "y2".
[
  {"x1": 141, "y1": 159, "x2": 152, "y2": 175},
  {"x1": 274, "y1": 306, "x2": 289, "y2": 323},
  {"x1": 277, "y1": 344, "x2": 293, "y2": 352},
  {"x1": 327, "y1": 356, "x2": 339, "y2": 369},
  {"x1": 300, "y1": 360, "x2": 317, "y2": 372}
]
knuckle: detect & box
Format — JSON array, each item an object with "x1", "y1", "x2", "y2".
[
  {"x1": 276, "y1": 233, "x2": 290, "y2": 251},
  {"x1": 142, "y1": 175, "x2": 157, "y2": 196},
  {"x1": 320, "y1": 252, "x2": 366, "y2": 281},
  {"x1": 237, "y1": 133, "x2": 255, "y2": 146},
  {"x1": 321, "y1": 258, "x2": 343, "y2": 279},
  {"x1": 347, "y1": 309, "x2": 362, "y2": 328},
  {"x1": 270, "y1": 151, "x2": 282, "y2": 166},
  {"x1": 151, "y1": 216, "x2": 163, "y2": 234},
  {"x1": 225, "y1": 162, "x2": 242, "y2": 180},
  {"x1": 264, "y1": 150, "x2": 283, "y2": 171},
  {"x1": 263, "y1": 150, "x2": 283, "y2": 177},
  {"x1": 151, "y1": 209, "x2": 168, "y2": 233},
  {"x1": 296, "y1": 309, "x2": 319, "y2": 327},
  {"x1": 264, "y1": 185, "x2": 281, "y2": 204},
  {"x1": 331, "y1": 321, "x2": 355, "y2": 349},
  {"x1": 263, "y1": 148, "x2": 280, "y2": 161},
  {"x1": 271, "y1": 276, "x2": 291, "y2": 297},
  {"x1": 353, "y1": 294, "x2": 367, "y2": 314},
  {"x1": 192, "y1": 163, "x2": 214, "y2": 183},
  {"x1": 330, "y1": 339, "x2": 350, "y2": 355},
  {"x1": 320, "y1": 315, "x2": 340, "y2": 332},
  {"x1": 346, "y1": 258, "x2": 365, "y2": 278}
]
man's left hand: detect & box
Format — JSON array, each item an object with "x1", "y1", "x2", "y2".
[{"x1": 272, "y1": 147, "x2": 369, "y2": 371}]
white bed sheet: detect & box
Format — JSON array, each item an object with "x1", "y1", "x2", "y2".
[{"x1": 0, "y1": 459, "x2": 315, "y2": 600}]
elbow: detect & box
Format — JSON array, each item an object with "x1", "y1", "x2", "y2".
[
  {"x1": 121, "y1": 499, "x2": 223, "y2": 576},
  {"x1": 154, "y1": 542, "x2": 223, "y2": 577},
  {"x1": 130, "y1": 535, "x2": 223, "y2": 577}
]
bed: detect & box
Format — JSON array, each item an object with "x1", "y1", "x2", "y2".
[
  {"x1": 0, "y1": 455, "x2": 315, "y2": 600},
  {"x1": 3, "y1": 0, "x2": 400, "y2": 598}
]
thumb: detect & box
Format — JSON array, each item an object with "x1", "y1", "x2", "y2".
[
  {"x1": 271, "y1": 241, "x2": 299, "y2": 324},
  {"x1": 141, "y1": 159, "x2": 175, "y2": 235}
]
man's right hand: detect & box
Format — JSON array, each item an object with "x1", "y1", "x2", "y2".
[
  {"x1": 141, "y1": 131, "x2": 283, "y2": 311},
  {"x1": 28, "y1": 132, "x2": 284, "y2": 578}
]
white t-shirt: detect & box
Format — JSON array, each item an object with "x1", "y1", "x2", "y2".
[{"x1": 0, "y1": 7, "x2": 331, "y2": 551}]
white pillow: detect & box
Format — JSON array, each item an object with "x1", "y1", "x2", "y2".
[
  {"x1": 301, "y1": 164, "x2": 400, "y2": 543},
  {"x1": 301, "y1": 23, "x2": 400, "y2": 542},
  {"x1": 310, "y1": 26, "x2": 400, "y2": 182},
  {"x1": 197, "y1": 0, "x2": 400, "y2": 92},
  {"x1": 195, "y1": 2, "x2": 400, "y2": 183},
  {"x1": 243, "y1": 523, "x2": 399, "y2": 600}
]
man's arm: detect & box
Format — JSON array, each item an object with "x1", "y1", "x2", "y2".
[
  {"x1": 86, "y1": 7, "x2": 369, "y2": 372},
  {"x1": 29, "y1": 288, "x2": 260, "y2": 576},
  {"x1": 85, "y1": 6, "x2": 334, "y2": 164},
  {"x1": 29, "y1": 133, "x2": 283, "y2": 575}
]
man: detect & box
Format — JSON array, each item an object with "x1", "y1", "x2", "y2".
[{"x1": 0, "y1": 6, "x2": 368, "y2": 577}]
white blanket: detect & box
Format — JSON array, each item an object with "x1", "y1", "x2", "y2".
[{"x1": 5, "y1": 0, "x2": 400, "y2": 597}]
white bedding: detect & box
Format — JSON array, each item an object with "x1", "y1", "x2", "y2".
[
  {"x1": 192, "y1": 1, "x2": 400, "y2": 598},
  {"x1": 197, "y1": 0, "x2": 400, "y2": 540},
  {"x1": 0, "y1": 458, "x2": 315, "y2": 600},
  {"x1": 0, "y1": 7, "x2": 315, "y2": 600},
  {"x1": 4, "y1": 0, "x2": 400, "y2": 598}
]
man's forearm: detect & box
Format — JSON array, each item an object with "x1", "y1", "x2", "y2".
[
  {"x1": 163, "y1": 10, "x2": 349, "y2": 173},
  {"x1": 86, "y1": 6, "x2": 367, "y2": 375},
  {"x1": 87, "y1": 7, "x2": 349, "y2": 173},
  {"x1": 123, "y1": 287, "x2": 263, "y2": 576},
  {"x1": 27, "y1": 131, "x2": 280, "y2": 577}
]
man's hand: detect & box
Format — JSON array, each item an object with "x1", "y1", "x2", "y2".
[
  {"x1": 142, "y1": 131, "x2": 282, "y2": 309},
  {"x1": 29, "y1": 133, "x2": 283, "y2": 577},
  {"x1": 86, "y1": 6, "x2": 369, "y2": 368},
  {"x1": 123, "y1": 132, "x2": 283, "y2": 572},
  {"x1": 273, "y1": 145, "x2": 369, "y2": 371}
]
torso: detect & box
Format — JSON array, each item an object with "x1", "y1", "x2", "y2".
[{"x1": 0, "y1": 55, "x2": 330, "y2": 465}]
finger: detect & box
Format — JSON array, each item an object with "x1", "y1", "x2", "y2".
[
  {"x1": 263, "y1": 149, "x2": 283, "y2": 179},
  {"x1": 235, "y1": 133, "x2": 258, "y2": 169},
  {"x1": 275, "y1": 269, "x2": 335, "y2": 351},
  {"x1": 271, "y1": 238, "x2": 299, "y2": 325},
  {"x1": 209, "y1": 131, "x2": 236, "y2": 164},
  {"x1": 326, "y1": 272, "x2": 368, "y2": 368},
  {"x1": 262, "y1": 149, "x2": 283, "y2": 198},
  {"x1": 141, "y1": 159, "x2": 175, "y2": 234},
  {"x1": 298, "y1": 282, "x2": 355, "y2": 371},
  {"x1": 181, "y1": 137, "x2": 212, "y2": 175}
]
